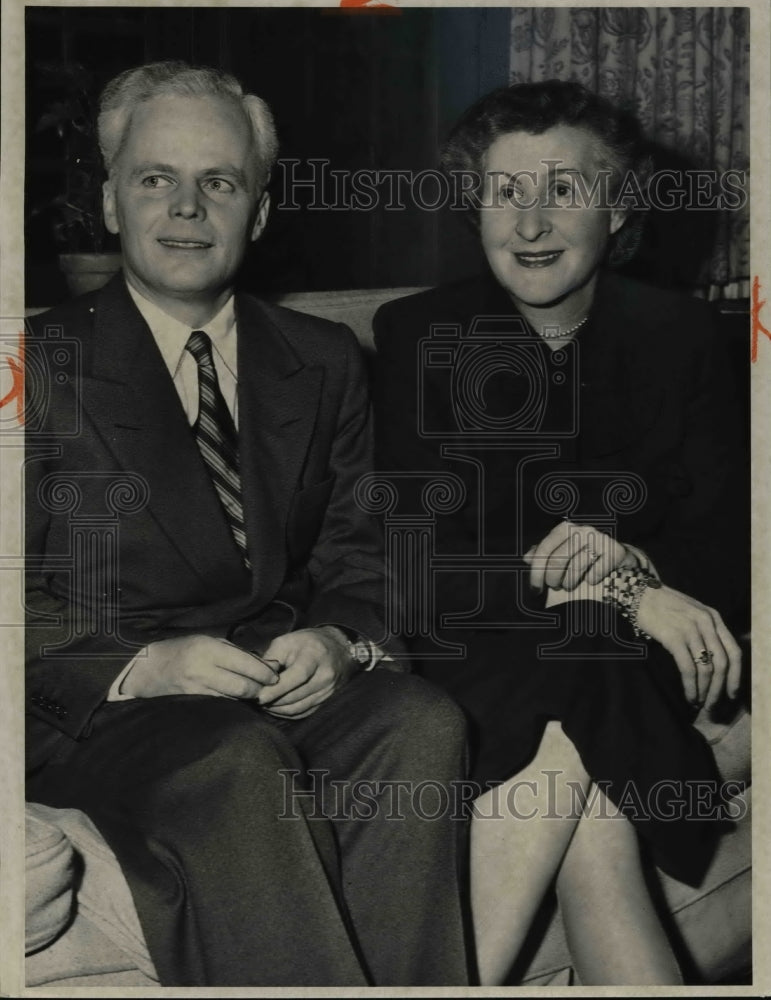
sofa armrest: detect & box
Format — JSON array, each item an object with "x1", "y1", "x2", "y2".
[
  {"x1": 25, "y1": 803, "x2": 157, "y2": 983},
  {"x1": 25, "y1": 804, "x2": 76, "y2": 953}
]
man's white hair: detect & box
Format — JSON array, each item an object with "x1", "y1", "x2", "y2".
[{"x1": 98, "y1": 61, "x2": 279, "y2": 188}]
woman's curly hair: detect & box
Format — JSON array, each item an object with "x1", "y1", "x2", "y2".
[{"x1": 441, "y1": 80, "x2": 653, "y2": 266}]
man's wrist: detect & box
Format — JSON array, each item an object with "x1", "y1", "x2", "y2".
[{"x1": 316, "y1": 625, "x2": 388, "y2": 671}]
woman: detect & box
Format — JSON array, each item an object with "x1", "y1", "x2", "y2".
[{"x1": 372, "y1": 81, "x2": 748, "y2": 985}]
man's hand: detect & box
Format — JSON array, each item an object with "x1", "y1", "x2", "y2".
[
  {"x1": 121, "y1": 635, "x2": 281, "y2": 699},
  {"x1": 524, "y1": 521, "x2": 637, "y2": 592},
  {"x1": 636, "y1": 584, "x2": 742, "y2": 710},
  {"x1": 257, "y1": 627, "x2": 358, "y2": 719}
]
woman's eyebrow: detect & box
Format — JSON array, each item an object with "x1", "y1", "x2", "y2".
[
  {"x1": 493, "y1": 165, "x2": 586, "y2": 179},
  {"x1": 546, "y1": 165, "x2": 582, "y2": 177},
  {"x1": 493, "y1": 170, "x2": 536, "y2": 183}
]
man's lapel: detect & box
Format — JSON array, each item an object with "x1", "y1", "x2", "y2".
[
  {"x1": 79, "y1": 276, "x2": 248, "y2": 585},
  {"x1": 234, "y1": 295, "x2": 323, "y2": 597}
]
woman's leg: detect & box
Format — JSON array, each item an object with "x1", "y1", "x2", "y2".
[
  {"x1": 556, "y1": 786, "x2": 683, "y2": 985},
  {"x1": 471, "y1": 720, "x2": 591, "y2": 985},
  {"x1": 471, "y1": 723, "x2": 683, "y2": 986}
]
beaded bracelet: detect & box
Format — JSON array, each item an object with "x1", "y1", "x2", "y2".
[{"x1": 601, "y1": 567, "x2": 661, "y2": 639}]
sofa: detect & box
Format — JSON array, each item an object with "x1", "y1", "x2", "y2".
[{"x1": 24, "y1": 286, "x2": 752, "y2": 988}]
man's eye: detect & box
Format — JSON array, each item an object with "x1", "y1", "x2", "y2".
[
  {"x1": 141, "y1": 175, "x2": 172, "y2": 189},
  {"x1": 203, "y1": 178, "x2": 235, "y2": 194}
]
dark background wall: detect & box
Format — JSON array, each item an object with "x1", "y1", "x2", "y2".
[
  {"x1": 25, "y1": 5, "x2": 510, "y2": 305},
  {"x1": 25, "y1": 5, "x2": 734, "y2": 308}
]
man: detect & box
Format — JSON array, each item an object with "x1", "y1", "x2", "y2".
[{"x1": 25, "y1": 61, "x2": 469, "y2": 986}]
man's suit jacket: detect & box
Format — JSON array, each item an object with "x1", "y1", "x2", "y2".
[
  {"x1": 372, "y1": 269, "x2": 749, "y2": 635},
  {"x1": 26, "y1": 275, "x2": 400, "y2": 758}
]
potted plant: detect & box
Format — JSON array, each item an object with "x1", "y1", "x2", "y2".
[{"x1": 30, "y1": 60, "x2": 121, "y2": 296}]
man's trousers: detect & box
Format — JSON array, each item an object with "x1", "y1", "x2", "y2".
[{"x1": 27, "y1": 671, "x2": 471, "y2": 986}]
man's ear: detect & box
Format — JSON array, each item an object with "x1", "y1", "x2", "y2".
[
  {"x1": 251, "y1": 191, "x2": 270, "y2": 242},
  {"x1": 609, "y1": 206, "x2": 627, "y2": 237},
  {"x1": 103, "y1": 180, "x2": 120, "y2": 235}
]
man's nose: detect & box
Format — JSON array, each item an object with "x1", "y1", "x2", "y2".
[
  {"x1": 514, "y1": 203, "x2": 552, "y2": 242},
  {"x1": 169, "y1": 181, "x2": 206, "y2": 220}
]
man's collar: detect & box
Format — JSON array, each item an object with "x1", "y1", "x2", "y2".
[{"x1": 124, "y1": 278, "x2": 237, "y2": 378}]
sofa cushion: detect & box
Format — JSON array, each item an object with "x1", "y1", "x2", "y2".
[
  {"x1": 693, "y1": 706, "x2": 751, "y2": 785},
  {"x1": 25, "y1": 911, "x2": 158, "y2": 988}
]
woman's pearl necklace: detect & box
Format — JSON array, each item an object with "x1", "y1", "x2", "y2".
[{"x1": 541, "y1": 315, "x2": 590, "y2": 339}]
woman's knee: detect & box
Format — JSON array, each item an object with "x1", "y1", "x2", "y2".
[{"x1": 539, "y1": 720, "x2": 586, "y2": 769}]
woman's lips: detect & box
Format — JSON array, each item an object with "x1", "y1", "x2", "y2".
[{"x1": 513, "y1": 250, "x2": 563, "y2": 268}]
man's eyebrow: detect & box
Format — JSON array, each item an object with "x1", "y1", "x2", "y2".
[
  {"x1": 128, "y1": 162, "x2": 177, "y2": 179},
  {"x1": 127, "y1": 163, "x2": 250, "y2": 186},
  {"x1": 200, "y1": 165, "x2": 250, "y2": 186}
]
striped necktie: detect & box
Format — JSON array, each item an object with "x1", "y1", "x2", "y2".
[{"x1": 185, "y1": 330, "x2": 250, "y2": 569}]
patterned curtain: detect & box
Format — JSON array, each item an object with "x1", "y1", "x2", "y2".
[{"x1": 510, "y1": 7, "x2": 750, "y2": 297}]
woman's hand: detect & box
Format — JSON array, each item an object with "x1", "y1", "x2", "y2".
[
  {"x1": 524, "y1": 521, "x2": 638, "y2": 592},
  {"x1": 635, "y1": 584, "x2": 742, "y2": 709}
]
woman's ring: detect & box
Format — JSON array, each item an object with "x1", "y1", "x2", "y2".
[{"x1": 697, "y1": 649, "x2": 714, "y2": 665}]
